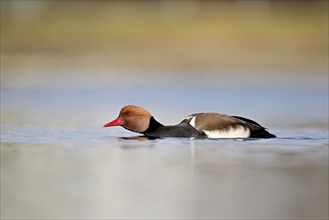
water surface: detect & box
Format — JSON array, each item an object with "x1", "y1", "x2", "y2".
[{"x1": 1, "y1": 75, "x2": 328, "y2": 219}]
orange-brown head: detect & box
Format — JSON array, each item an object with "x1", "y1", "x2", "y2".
[{"x1": 103, "y1": 105, "x2": 152, "y2": 133}]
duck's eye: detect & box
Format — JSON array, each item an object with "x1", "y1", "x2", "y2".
[{"x1": 125, "y1": 112, "x2": 132, "y2": 117}]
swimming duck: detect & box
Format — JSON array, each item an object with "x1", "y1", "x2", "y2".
[{"x1": 104, "y1": 105, "x2": 276, "y2": 139}]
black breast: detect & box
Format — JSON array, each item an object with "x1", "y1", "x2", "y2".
[{"x1": 143, "y1": 117, "x2": 206, "y2": 138}]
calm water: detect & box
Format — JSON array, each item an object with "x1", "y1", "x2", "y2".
[{"x1": 1, "y1": 74, "x2": 328, "y2": 219}]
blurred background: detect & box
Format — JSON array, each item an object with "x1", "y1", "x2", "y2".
[
  {"x1": 1, "y1": 1, "x2": 328, "y2": 219},
  {"x1": 1, "y1": 1, "x2": 328, "y2": 86},
  {"x1": 1, "y1": 0, "x2": 328, "y2": 126}
]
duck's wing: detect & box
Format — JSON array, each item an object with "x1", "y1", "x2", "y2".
[
  {"x1": 232, "y1": 116, "x2": 263, "y2": 127},
  {"x1": 180, "y1": 113, "x2": 276, "y2": 139},
  {"x1": 182, "y1": 113, "x2": 252, "y2": 139},
  {"x1": 187, "y1": 113, "x2": 247, "y2": 130}
]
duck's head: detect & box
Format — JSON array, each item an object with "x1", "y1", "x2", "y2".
[{"x1": 103, "y1": 105, "x2": 152, "y2": 133}]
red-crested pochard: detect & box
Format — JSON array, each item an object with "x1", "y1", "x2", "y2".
[{"x1": 104, "y1": 105, "x2": 276, "y2": 139}]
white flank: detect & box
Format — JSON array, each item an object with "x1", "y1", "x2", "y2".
[{"x1": 203, "y1": 126, "x2": 250, "y2": 139}]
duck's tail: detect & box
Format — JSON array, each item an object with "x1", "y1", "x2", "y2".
[
  {"x1": 233, "y1": 116, "x2": 276, "y2": 138},
  {"x1": 250, "y1": 128, "x2": 276, "y2": 138}
]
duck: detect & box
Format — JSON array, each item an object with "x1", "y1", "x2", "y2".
[{"x1": 103, "y1": 105, "x2": 276, "y2": 139}]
